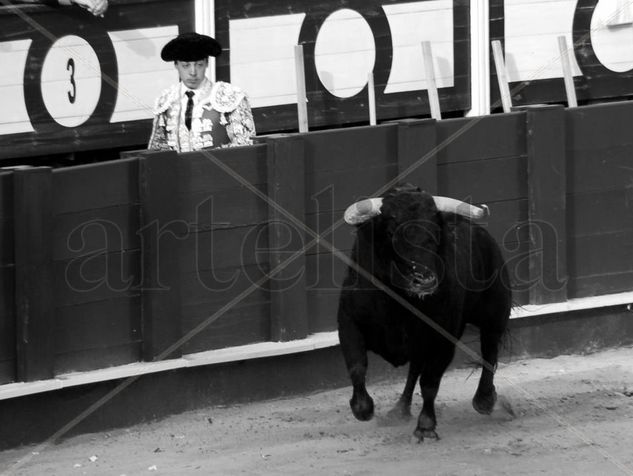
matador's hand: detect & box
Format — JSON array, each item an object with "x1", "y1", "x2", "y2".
[{"x1": 72, "y1": 0, "x2": 108, "y2": 17}]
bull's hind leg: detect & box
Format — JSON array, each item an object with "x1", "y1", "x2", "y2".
[
  {"x1": 472, "y1": 330, "x2": 503, "y2": 415},
  {"x1": 387, "y1": 362, "x2": 420, "y2": 420}
]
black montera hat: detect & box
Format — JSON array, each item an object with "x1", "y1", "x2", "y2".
[{"x1": 161, "y1": 32, "x2": 222, "y2": 61}]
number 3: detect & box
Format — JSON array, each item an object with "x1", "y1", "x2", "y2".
[{"x1": 67, "y1": 58, "x2": 76, "y2": 104}]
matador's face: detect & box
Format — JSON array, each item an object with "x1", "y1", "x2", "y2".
[{"x1": 175, "y1": 59, "x2": 209, "y2": 90}]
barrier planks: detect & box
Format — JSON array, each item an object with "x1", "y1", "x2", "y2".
[
  {"x1": 51, "y1": 158, "x2": 142, "y2": 373},
  {"x1": 566, "y1": 102, "x2": 633, "y2": 298},
  {"x1": 0, "y1": 172, "x2": 14, "y2": 384}
]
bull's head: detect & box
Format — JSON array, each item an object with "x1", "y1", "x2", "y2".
[{"x1": 344, "y1": 185, "x2": 489, "y2": 299}]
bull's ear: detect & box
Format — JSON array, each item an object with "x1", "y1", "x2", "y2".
[
  {"x1": 433, "y1": 196, "x2": 490, "y2": 220},
  {"x1": 344, "y1": 198, "x2": 383, "y2": 225}
]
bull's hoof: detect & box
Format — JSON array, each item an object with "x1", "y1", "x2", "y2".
[
  {"x1": 350, "y1": 395, "x2": 374, "y2": 421},
  {"x1": 472, "y1": 388, "x2": 497, "y2": 415},
  {"x1": 412, "y1": 428, "x2": 440, "y2": 443}
]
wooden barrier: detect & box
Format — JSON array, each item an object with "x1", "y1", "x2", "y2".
[
  {"x1": 565, "y1": 102, "x2": 633, "y2": 298},
  {"x1": 1, "y1": 102, "x2": 633, "y2": 384},
  {"x1": 0, "y1": 171, "x2": 14, "y2": 384},
  {"x1": 525, "y1": 105, "x2": 567, "y2": 304},
  {"x1": 14, "y1": 167, "x2": 54, "y2": 382},
  {"x1": 51, "y1": 159, "x2": 142, "y2": 373}
]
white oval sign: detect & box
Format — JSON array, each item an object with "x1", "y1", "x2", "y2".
[
  {"x1": 590, "y1": 1, "x2": 633, "y2": 72},
  {"x1": 40, "y1": 35, "x2": 102, "y2": 127},
  {"x1": 315, "y1": 9, "x2": 376, "y2": 98}
]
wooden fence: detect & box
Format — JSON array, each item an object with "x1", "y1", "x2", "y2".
[{"x1": 1, "y1": 102, "x2": 632, "y2": 386}]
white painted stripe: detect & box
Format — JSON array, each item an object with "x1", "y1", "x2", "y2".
[
  {"x1": 2, "y1": 291, "x2": 632, "y2": 401},
  {"x1": 109, "y1": 26, "x2": 180, "y2": 123},
  {"x1": 383, "y1": 0, "x2": 454, "y2": 94},
  {"x1": 504, "y1": 0, "x2": 581, "y2": 82},
  {"x1": 0, "y1": 39, "x2": 34, "y2": 134},
  {"x1": 229, "y1": 13, "x2": 306, "y2": 108}
]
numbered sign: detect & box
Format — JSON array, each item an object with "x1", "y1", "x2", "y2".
[
  {"x1": 0, "y1": 1, "x2": 194, "y2": 160},
  {"x1": 40, "y1": 35, "x2": 102, "y2": 128}
]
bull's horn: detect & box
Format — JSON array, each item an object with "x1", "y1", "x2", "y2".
[
  {"x1": 343, "y1": 196, "x2": 489, "y2": 225},
  {"x1": 433, "y1": 196, "x2": 489, "y2": 219},
  {"x1": 343, "y1": 198, "x2": 383, "y2": 225}
]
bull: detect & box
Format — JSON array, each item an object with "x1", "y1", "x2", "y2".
[{"x1": 337, "y1": 184, "x2": 512, "y2": 441}]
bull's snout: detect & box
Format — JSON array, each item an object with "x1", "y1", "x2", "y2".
[{"x1": 409, "y1": 265, "x2": 438, "y2": 298}]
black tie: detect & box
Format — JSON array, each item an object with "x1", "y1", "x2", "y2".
[{"x1": 184, "y1": 90, "x2": 194, "y2": 130}]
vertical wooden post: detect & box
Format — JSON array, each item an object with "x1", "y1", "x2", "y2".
[
  {"x1": 491, "y1": 40, "x2": 513, "y2": 113},
  {"x1": 421, "y1": 41, "x2": 442, "y2": 120},
  {"x1": 266, "y1": 134, "x2": 309, "y2": 341},
  {"x1": 396, "y1": 119, "x2": 438, "y2": 194},
  {"x1": 557, "y1": 36, "x2": 578, "y2": 108},
  {"x1": 138, "y1": 150, "x2": 183, "y2": 361},
  {"x1": 13, "y1": 167, "x2": 54, "y2": 381},
  {"x1": 525, "y1": 105, "x2": 568, "y2": 304},
  {"x1": 367, "y1": 72, "x2": 377, "y2": 125},
  {"x1": 294, "y1": 45, "x2": 309, "y2": 133}
]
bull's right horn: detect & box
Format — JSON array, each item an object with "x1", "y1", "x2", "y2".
[
  {"x1": 343, "y1": 198, "x2": 383, "y2": 225},
  {"x1": 433, "y1": 196, "x2": 489, "y2": 220}
]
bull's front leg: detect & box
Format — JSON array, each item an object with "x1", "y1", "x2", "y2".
[
  {"x1": 338, "y1": 312, "x2": 374, "y2": 421},
  {"x1": 414, "y1": 346, "x2": 455, "y2": 442}
]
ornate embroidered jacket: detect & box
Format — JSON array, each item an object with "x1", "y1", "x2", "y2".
[{"x1": 148, "y1": 79, "x2": 256, "y2": 152}]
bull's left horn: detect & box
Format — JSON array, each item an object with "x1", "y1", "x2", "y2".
[
  {"x1": 344, "y1": 198, "x2": 383, "y2": 225},
  {"x1": 433, "y1": 196, "x2": 489, "y2": 220}
]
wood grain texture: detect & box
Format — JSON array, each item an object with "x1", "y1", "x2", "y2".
[{"x1": 13, "y1": 167, "x2": 54, "y2": 382}]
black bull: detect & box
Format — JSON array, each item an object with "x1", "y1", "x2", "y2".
[{"x1": 337, "y1": 185, "x2": 512, "y2": 441}]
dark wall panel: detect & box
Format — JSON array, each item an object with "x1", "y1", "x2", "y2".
[
  {"x1": 303, "y1": 125, "x2": 398, "y2": 173},
  {"x1": 181, "y1": 301, "x2": 271, "y2": 354},
  {"x1": 53, "y1": 205, "x2": 140, "y2": 261},
  {"x1": 0, "y1": 172, "x2": 14, "y2": 384},
  {"x1": 179, "y1": 186, "x2": 269, "y2": 230},
  {"x1": 54, "y1": 251, "x2": 141, "y2": 307},
  {"x1": 436, "y1": 113, "x2": 526, "y2": 164},
  {"x1": 568, "y1": 231, "x2": 633, "y2": 280},
  {"x1": 303, "y1": 125, "x2": 399, "y2": 214},
  {"x1": 568, "y1": 190, "x2": 633, "y2": 238},
  {"x1": 52, "y1": 159, "x2": 139, "y2": 214},
  {"x1": 176, "y1": 147, "x2": 272, "y2": 352},
  {"x1": 566, "y1": 103, "x2": 633, "y2": 299},
  {"x1": 305, "y1": 252, "x2": 348, "y2": 333},
  {"x1": 50, "y1": 159, "x2": 142, "y2": 373},
  {"x1": 54, "y1": 297, "x2": 142, "y2": 374},
  {"x1": 438, "y1": 156, "x2": 527, "y2": 203},
  {"x1": 179, "y1": 226, "x2": 269, "y2": 274},
  {"x1": 303, "y1": 210, "x2": 357, "y2": 256},
  {"x1": 179, "y1": 146, "x2": 268, "y2": 194}
]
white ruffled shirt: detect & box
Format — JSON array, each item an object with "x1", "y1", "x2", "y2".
[{"x1": 148, "y1": 78, "x2": 256, "y2": 153}]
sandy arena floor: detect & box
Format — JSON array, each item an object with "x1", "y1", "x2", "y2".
[{"x1": 1, "y1": 346, "x2": 633, "y2": 476}]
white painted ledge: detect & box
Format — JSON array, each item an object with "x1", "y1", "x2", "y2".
[{"x1": 1, "y1": 292, "x2": 633, "y2": 401}]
